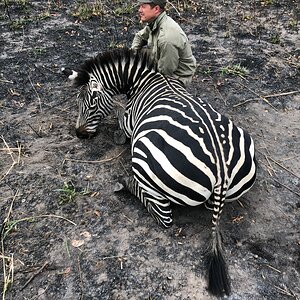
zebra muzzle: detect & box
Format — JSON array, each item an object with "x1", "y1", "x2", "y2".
[{"x1": 75, "y1": 125, "x2": 97, "y2": 139}]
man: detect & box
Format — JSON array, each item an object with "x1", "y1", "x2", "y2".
[{"x1": 132, "y1": 0, "x2": 197, "y2": 86}]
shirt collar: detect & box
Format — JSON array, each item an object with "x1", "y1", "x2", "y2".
[{"x1": 148, "y1": 11, "x2": 166, "y2": 31}]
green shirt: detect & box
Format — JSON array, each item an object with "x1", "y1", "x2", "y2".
[{"x1": 132, "y1": 12, "x2": 196, "y2": 86}]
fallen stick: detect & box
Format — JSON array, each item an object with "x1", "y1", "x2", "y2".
[
  {"x1": 266, "y1": 264, "x2": 281, "y2": 273},
  {"x1": 28, "y1": 124, "x2": 43, "y2": 138},
  {"x1": 64, "y1": 148, "x2": 126, "y2": 164},
  {"x1": 0, "y1": 79, "x2": 13, "y2": 84},
  {"x1": 233, "y1": 90, "x2": 299, "y2": 108},
  {"x1": 28, "y1": 75, "x2": 43, "y2": 113},
  {"x1": 262, "y1": 90, "x2": 299, "y2": 98},
  {"x1": 0, "y1": 148, "x2": 21, "y2": 152},
  {"x1": 1, "y1": 136, "x2": 15, "y2": 163},
  {"x1": 77, "y1": 255, "x2": 84, "y2": 300},
  {"x1": 0, "y1": 138, "x2": 22, "y2": 181},
  {"x1": 20, "y1": 261, "x2": 49, "y2": 291},
  {"x1": 273, "y1": 284, "x2": 297, "y2": 298},
  {"x1": 273, "y1": 178, "x2": 300, "y2": 198},
  {"x1": 101, "y1": 255, "x2": 128, "y2": 260},
  {"x1": 268, "y1": 156, "x2": 300, "y2": 180},
  {"x1": 233, "y1": 98, "x2": 259, "y2": 107},
  {"x1": 136, "y1": 237, "x2": 160, "y2": 246},
  {"x1": 263, "y1": 153, "x2": 276, "y2": 177},
  {"x1": 241, "y1": 83, "x2": 278, "y2": 110}
]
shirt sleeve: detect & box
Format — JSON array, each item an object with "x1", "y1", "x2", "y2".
[
  {"x1": 131, "y1": 26, "x2": 150, "y2": 50},
  {"x1": 157, "y1": 41, "x2": 180, "y2": 76}
]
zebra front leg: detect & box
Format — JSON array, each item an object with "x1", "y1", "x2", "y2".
[
  {"x1": 113, "y1": 130, "x2": 127, "y2": 145},
  {"x1": 113, "y1": 107, "x2": 128, "y2": 145},
  {"x1": 115, "y1": 176, "x2": 173, "y2": 228}
]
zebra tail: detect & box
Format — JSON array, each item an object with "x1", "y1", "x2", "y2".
[{"x1": 207, "y1": 229, "x2": 231, "y2": 296}]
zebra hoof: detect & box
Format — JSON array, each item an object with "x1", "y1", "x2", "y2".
[
  {"x1": 114, "y1": 130, "x2": 127, "y2": 145},
  {"x1": 113, "y1": 182, "x2": 126, "y2": 192}
]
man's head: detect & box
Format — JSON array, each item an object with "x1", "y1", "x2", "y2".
[{"x1": 137, "y1": 0, "x2": 167, "y2": 23}]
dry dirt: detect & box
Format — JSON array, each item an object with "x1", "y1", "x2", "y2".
[{"x1": 0, "y1": 1, "x2": 299, "y2": 299}]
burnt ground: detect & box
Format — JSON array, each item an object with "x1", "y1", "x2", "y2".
[{"x1": 0, "y1": 0, "x2": 299, "y2": 299}]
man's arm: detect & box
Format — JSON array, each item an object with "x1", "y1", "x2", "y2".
[
  {"x1": 131, "y1": 26, "x2": 150, "y2": 50},
  {"x1": 157, "y1": 41, "x2": 180, "y2": 76}
]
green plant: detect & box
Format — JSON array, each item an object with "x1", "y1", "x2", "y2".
[
  {"x1": 9, "y1": 17, "x2": 32, "y2": 29},
  {"x1": 169, "y1": 0, "x2": 200, "y2": 13},
  {"x1": 270, "y1": 33, "x2": 281, "y2": 44},
  {"x1": 288, "y1": 18, "x2": 298, "y2": 30},
  {"x1": 201, "y1": 67, "x2": 213, "y2": 75},
  {"x1": 0, "y1": 0, "x2": 29, "y2": 6},
  {"x1": 108, "y1": 40, "x2": 125, "y2": 49},
  {"x1": 9, "y1": 10, "x2": 50, "y2": 30},
  {"x1": 16, "y1": 0, "x2": 29, "y2": 5},
  {"x1": 33, "y1": 47, "x2": 46, "y2": 55},
  {"x1": 114, "y1": 4, "x2": 134, "y2": 16},
  {"x1": 2, "y1": 218, "x2": 35, "y2": 240},
  {"x1": 56, "y1": 181, "x2": 90, "y2": 205},
  {"x1": 39, "y1": 10, "x2": 51, "y2": 20},
  {"x1": 57, "y1": 182, "x2": 77, "y2": 204},
  {"x1": 72, "y1": 1, "x2": 105, "y2": 20},
  {"x1": 221, "y1": 63, "x2": 249, "y2": 78}
]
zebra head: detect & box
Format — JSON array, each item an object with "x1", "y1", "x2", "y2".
[
  {"x1": 62, "y1": 66, "x2": 114, "y2": 139},
  {"x1": 63, "y1": 48, "x2": 156, "y2": 139}
]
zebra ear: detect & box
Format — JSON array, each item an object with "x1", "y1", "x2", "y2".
[
  {"x1": 61, "y1": 67, "x2": 90, "y2": 87},
  {"x1": 61, "y1": 67, "x2": 78, "y2": 81}
]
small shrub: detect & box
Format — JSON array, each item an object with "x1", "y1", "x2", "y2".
[
  {"x1": 72, "y1": 1, "x2": 105, "y2": 20},
  {"x1": 114, "y1": 4, "x2": 135, "y2": 16},
  {"x1": 221, "y1": 64, "x2": 249, "y2": 78},
  {"x1": 288, "y1": 18, "x2": 298, "y2": 30},
  {"x1": 56, "y1": 181, "x2": 90, "y2": 205},
  {"x1": 57, "y1": 182, "x2": 77, "y2": 205},
  {"x1": 33, "y1": 47, "x2": 47, "y2": 55},
  {"x1": 10, "y1": 17, "x2": 32, "y2": 29},
  {"x1": 270, "y1": 33, "x2": 281, "y2": 44}
]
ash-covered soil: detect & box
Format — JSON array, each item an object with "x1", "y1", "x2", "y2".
[{"x1": 0, "y1": 1, "x2": 299, "y2": 299}]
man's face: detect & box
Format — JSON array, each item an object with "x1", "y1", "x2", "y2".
[{"x1": 138, "y1": 4, "x2": 160, "y2": 23}]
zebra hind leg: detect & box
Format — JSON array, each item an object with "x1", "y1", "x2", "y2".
[
  {"x1": 113, "y1": 176, "x2": 135, "y2": 193},
  {"x1": 207, "y1": 199, "x2": 231, "y2": 296},
  {"x1": 114, "y1": 176, "x2": 173, "y2": 228},
  {"x1": 145, "y1": 197, "x2": 173, "y2": 228}
]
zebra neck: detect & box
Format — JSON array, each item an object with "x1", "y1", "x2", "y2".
[{"x1": 125, "y1": 70, "x2": 164, "y2": 99}]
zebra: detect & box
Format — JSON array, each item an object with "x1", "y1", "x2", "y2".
[{"x1": 62, "y1": 48, "x2": 257, "y2": 296}]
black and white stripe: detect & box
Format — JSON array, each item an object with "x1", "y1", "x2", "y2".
[{"x1": 63, "y1": 48, "x2": 257, "y2": 296}]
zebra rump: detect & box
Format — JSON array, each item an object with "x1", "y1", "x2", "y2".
[{"x1": 63, "y1": 48, "x2": 257, "y2": 296}]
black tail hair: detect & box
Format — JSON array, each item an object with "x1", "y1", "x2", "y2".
[{"x1": 207, "y1": 230, "x2": 231, "y2": 296}]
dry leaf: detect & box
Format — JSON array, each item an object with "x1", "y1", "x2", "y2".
[
  {"x1": 63, "y1": 267, "x2": 72, "y2": 275},
  {"x1": 71, "y1": 239, "x2": 85, "y2": 248},
  {"x1": 80, "y1": 231, "x2": 92, "y2": 240}
]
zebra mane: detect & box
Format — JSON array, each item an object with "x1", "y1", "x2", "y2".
[{"x1": 73, "y1": 48, "x2": 156, "y2": 87}]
